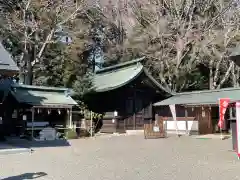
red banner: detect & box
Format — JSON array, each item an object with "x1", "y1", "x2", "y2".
[{"x1": 218, "y1": 98, "x2": 230, "y2": 129}]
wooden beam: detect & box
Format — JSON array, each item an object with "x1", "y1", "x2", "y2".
[{"x1": 33, "y1": 105, "x2": 73, "y2": 109}]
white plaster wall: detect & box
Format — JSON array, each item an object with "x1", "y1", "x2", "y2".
[{"x1": 163, "y1": 121, "x2": 198, "y2": 131}]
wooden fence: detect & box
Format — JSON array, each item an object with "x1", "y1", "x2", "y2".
[{"x1": 144, "y1": 115, "x2": 166, "y2": 139}]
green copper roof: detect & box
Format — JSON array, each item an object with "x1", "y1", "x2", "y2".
[
  {"x1": 11, "y1": 84, "x2": 77, "y2": 106},
  {"x1": 154, "y1": 87, "x2": 240, "y2": 106},
  {"x1": 93, "y1": 63, "x2": 144, "y2": 92},
  {"x1": 95, "y1": 57, "x2": 145, "y2": 74},
  {"x1": 92, "y1": 57, "x2": 169, "y2": 93}
]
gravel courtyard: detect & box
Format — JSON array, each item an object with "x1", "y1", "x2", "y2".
[{"x1": 0, "y1": 135, "x2": 240, "y2": 180}]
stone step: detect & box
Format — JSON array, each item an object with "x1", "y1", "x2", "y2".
[
  {"x1": 0, "y1": 148, "x2": 33, "y2": 155},
  {"x1": 0, "y1": 143, "x2": 32, "y2": 155}
]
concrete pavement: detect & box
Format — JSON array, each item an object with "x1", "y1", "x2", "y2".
[{"x1": 0, "y1": 135, "x2": 239, "y2": 180}]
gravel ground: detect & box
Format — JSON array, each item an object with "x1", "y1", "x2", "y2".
[{"x1": 0, "y1": 135, "x2": 240, "y2": 180}]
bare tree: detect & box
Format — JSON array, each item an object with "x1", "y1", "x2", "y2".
[
  {"x1": 0, "y1": 0, "x2": 89, "y2": 84},
  {"x1": 113, "y1": 0, "x2": 240, "y2": 93},
  {"x1": 197, "y1": 1, "x2": 240, "y2": 89},
  {"x1": 120, "y1": 0, "x2": 204, "y2": 93}
]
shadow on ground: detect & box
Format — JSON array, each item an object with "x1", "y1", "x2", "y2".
[
  {"x1": 0, "y1": 139, "x2": 70, "y2": 154},
  {"x1": 1, "y1": 172, "x2": 47, "y2": 180},
  {"x1": 6, "y1": 138, "x2": 71, "y2": 149}
]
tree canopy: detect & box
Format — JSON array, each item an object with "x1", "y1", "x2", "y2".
[{"x1": 0, "y1": 0, "x2": 240, "y2": 100}]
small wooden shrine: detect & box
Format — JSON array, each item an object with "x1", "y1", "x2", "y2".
[
  {"x1": 2, "y1": 84, "x2": 77, "y2": 140},
  {"x1": 84, "y1": 57, "x2": 168, "y2": 133}
]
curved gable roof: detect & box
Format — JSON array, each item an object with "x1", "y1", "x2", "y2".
[
  {"x1": 92, "y1": 57, "x2": 171, "y2": 94},
  {"x1": 93, "y1": 63, "x2": 144, "y2": 92}
]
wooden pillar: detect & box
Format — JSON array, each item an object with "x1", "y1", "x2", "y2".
[
  {"x1": 31, "y1": 107, "x2": 35, "y2": 140},
  {"x1": 69, "y1": 107, "x2": 72, "y2": 129},
  {"x1": 230, "y1": 107, "x2": 233, "y2": 119},
  {"x1": 149, "y1": 103, "x2": 153, "y2": 122},
  {"x1": 133, "y1": 90, "x2": 136, "y2": 130},
  {"x1": 133, "y1": 113, "x2": 136, "y2": 130},
  {"x1": 185, "y1": 106, "x2": 189, "y2": 135},
  {"x1": 155, "y1": 113, "x2": 159, "y2": 122},
  {"x1": 65, "y1": 108, "x2": 72, "y2": 129},
  {"x1": 90, "y1": 111, "x2": 93, "y2": 137},
  {"x1": 208, "y1": 106, "x2": 213, "y2": 133}
]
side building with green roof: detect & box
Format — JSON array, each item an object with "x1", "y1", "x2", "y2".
[
  {"x1": 153, "y1": 87, "x2": 240, "y2": 135},
  {"x1": 1, "y1": 83, "x2": 77, "y2": 139}
]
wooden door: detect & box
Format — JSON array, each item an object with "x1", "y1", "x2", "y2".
[
  {"x1": 125, "y1": 98, "x2": 134, "y2": 130},
  {"x1": 124, "y1": 97, "x2": 145, "y2": 130},
  {"x1": 197, "y1": 107, "x2": 213, "y2": 134},
  {"x1": 143, "y1": 103, "x2": 153, "y2": 124},
  {"x1": 135, "y1": 98, "x2": 144, "y2": 129}
]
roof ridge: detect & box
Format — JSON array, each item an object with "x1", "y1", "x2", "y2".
[
  {"x1": 96, "y1": 63, "x2": 143, "y2": 76},
  {"x1": 95, "y1": 57, "x2": 145, "y2": 74},
  {"x1": 177, "y1": 87, "x2": 240, "y2": 96},
  {"x1": 12, "y1": 84, "x2": 68, "y2": 92}
]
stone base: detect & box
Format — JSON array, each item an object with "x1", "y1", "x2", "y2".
[
  {"x1": 126, "y1": 130, "x2": 144, "y2": 135},
  {"x1": 165, "y1": 130, "x2": 199, "y2": 136}
]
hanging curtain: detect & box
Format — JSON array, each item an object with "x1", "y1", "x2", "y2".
[{"x1": 169, "y1": 104, "x2": 179, "y2": 136}]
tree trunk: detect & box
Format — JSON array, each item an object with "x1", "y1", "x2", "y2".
[
  {"x1": 232, "y1": 64, "x2": 237, "y2": 87},
  {"x1": 25, "y1": 60, "x2": 33, "y2": 85},
  {"x1": 236, "y1": 67, "x2": 240, "y2": 87},
  {"x1": 25, "y1": 45, "x2": 36, "y2": 85},
  {"x1": 232, "y1": 64, "x2": 240, "y2": 87},
  {"x1": 19, "y1": 68, "x2": 25, "y2": 84},
  {"x1": 216, "y1": 61, "x2": 234, "y2": 89},
  {"x1": 209, "y1": 67, "x2": 214, "y2": 90}
]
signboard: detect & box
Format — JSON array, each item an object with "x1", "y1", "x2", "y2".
[
  {"x1": 114, "y1": 111, "x2": 118, "y2": 117},
  {"x1": 235, "y1": 102, "x2": 240, "y2": 159},
  {"x1": 22, "y1": 115, "x2": 27, "y2": 121},
  {"x1": 153, "y1": 126, "x2": 159, "y2": 132}
]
